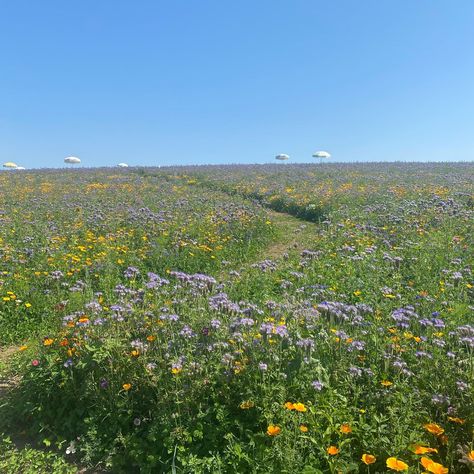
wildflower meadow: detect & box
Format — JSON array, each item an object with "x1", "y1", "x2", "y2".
[{"x1": 0, "y1": 163, "x2": 472, "y2": 473}]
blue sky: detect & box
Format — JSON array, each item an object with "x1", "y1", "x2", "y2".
[{"x1": 1, "y1": 1, "x2": 473, "y2": 168}]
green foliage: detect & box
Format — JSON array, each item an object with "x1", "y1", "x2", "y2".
[{"x1": 0, "y1": 437, "x2": 75, "y2": 474}]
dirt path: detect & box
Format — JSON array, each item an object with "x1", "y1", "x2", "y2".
[
  {"x1": 218, "y1": 208, "x2": 320, "y2": 285},
  {"x1": 264, "y1": 210, "x2": 319, "y2": 260},
  {"x1": 0, "y1": 346, "x2": 19, "y2": 398}
]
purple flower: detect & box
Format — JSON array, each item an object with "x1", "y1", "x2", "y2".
[
  {"x1": 312, "y1": 380, "x2": 324, "y2": 391},
  {"x1": 124, "y1": 266, "x2": 140, "y2": 279},
  {"x1": 179, "y1": 325, "x2": 195, "y2": 338},
  {"x1": 297, "y1": 338, "x2": 315, "y2": 349},
  {"x1": 349, "y1": 366, "x2": 363, "y2": 377},
  {"x1": 210, "y1": 319, "x2": 221, "y2": 329}
]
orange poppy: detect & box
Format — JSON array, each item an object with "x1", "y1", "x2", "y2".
[
  {"x1": 424, "y1": 423, "x2": 444, "y2": 436},
  {"x1": 420, "y1": 457, "x2": 449, "y2": 474},
  {"x1": 267, "y1": 425, "x2": 281, "y2": 436},
  {"x1": 447, "y1": 416, "x2": 465, "y2": 424},
  {"x1": 327, "y1": 446, "x2": 339, "y2": 455},
  {"x1": 340, "y1": 423, "x2": 352, "y2": 434},
  {"x1": 386, "y1": 457, "x2": 409, "y2": 471},
  {"x1": 412, "y1": 445, "x2": 438, "y2": 455},
  {"x1": 361, "y1": 454, "x2": 376, "y2": 465},
  {"x1": 293, "y1": 402, "x2": 307, "y2": 412}
]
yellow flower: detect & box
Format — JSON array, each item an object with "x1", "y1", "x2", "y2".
[
  {"x1": 122, "y1": 383, "x2": 132, "y2": 391},
  {"x1": 327, "y1": 446, "x2": 339, "y2": 455},
  {"x1": 423, "y1": 423, "x2": 444, "y2": 436},
  {"x1": 266, "y1": 425, "x2": 281, "y2": 436},
  {"x1": 130, "y1": 350, "x2": 140, "y2": 357},
  {"x1": 447, "y1": 416, "x2": 465, "y2": 424},
  {"x1": 381, "y1": 380, "x2": 393, "y2": 387},
  {"x1": 386, "y1": 457, "x2": 409, "y2": 471},
  {"x1": 284, "y1": 402, "x2": 294, "y2": 410},
  {"x1": 293, "y1": 402, "x2": 307, "y2": 412},
  {"x1": 239, "y1": 400, "x2": 255, "y2": 409},
  {"x1": 361, "y1": 454, "x2": 376, "y2": 465},
  {"x1": 420, "y1": 457, "x2": 449, "y2": 474},
  {"x1": 340, "y1": 423, "x2": 352, "y2": 434},
  {"x1": 299, "y1": 425, "x2": 308, "y2": 432},
  {"x1": 19, "y1": 345, "x2": 28, "y2": 351},
  {"x1": 43, "y1": 338, "x2": 54, "y2": 346},
  {"x1": 467, "y1": 450, "x2": 474, "y2": 462}
]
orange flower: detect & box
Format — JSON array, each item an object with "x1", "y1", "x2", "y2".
[
  {"x1": 122, "y1": 383, "x2": 132, "y2": 391},
  {"x1": 424, "y1": 423, "x2": 444, "y2": 436},
  {"x1": 43, "y1": 338, "x2": 54, "y2": 346},
  {"x1": 411, "y1": 445, "x2": 438, "y2": 455},
  {"x1": 361, "y1": 454, "x2": 376, "y2": 465},
  {"x1": 293, "y1": 402, "x2": 307, "y2": 412},
  {"x1": 447, "y1": 416, "x2": 465, "y2": 424},
  {"x1": 468, "y1": 451, "x2": 474, "y2": 461},
  {"x1": 340, "y1": 423, "x2": 352, "y2": 434},
  {"x1": 284, "y1": 402, "x2": 294, "y2": 410},
  {"x1": 299, "y1": 425, "x2": 308, "y2": 432},
  {"x1": 59, "y1": 339, "x2": 69, "y2": 347},
  {"x1": 420, "y1": 457, "x2": 449, "y2": 474},
  {"x1": 267, "y1": 425, "x2": 281, "y2": 436},
  {"x1": 327, "y1": 446, "x2": 339, "y2": 455},
  {"x1": 386, "y1": 457, "x2": 409, "y2": 471},
  {"x1": 146, "y1": 335, "x2": 156, "y2": 342}
]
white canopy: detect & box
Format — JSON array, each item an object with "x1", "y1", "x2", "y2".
[
  {"x1": 312, "y1": 151, "x2": 331, "y2": 159},
  {"x1": 64, "y1": 156, "x2": 81, "y2": 164}
]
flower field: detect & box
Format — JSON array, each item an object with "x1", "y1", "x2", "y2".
[{"x1": 0, "y1": 163, "x2": 473, "y2": 473}]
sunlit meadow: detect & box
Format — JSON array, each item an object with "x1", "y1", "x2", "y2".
[{"x1": 0, "y1": 163, "x2": 472, "y2": 473}]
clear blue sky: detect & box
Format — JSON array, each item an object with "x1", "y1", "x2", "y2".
[{"x1": 1, "y1": 1, "x2": 473, "y2": 168}]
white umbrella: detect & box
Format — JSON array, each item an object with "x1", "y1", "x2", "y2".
[
  {"x1": 3, "y1": 162, "x2": 18, "y2": 169},
  {"x1": 275, "y1": 154, "x2": 290, "y2": 161},
  {"x1": 117, "y1": 163, "x2": 129, "y2": 168},
  {"x1": 312, "y1": 150, "x2": 331, "y2": 164},
  {"x1": 64, "y1": 156, "x2": 81, "y2": 165},
  {"x1": 16, "y1": 166, "x2": 26, "y2": 170}
]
